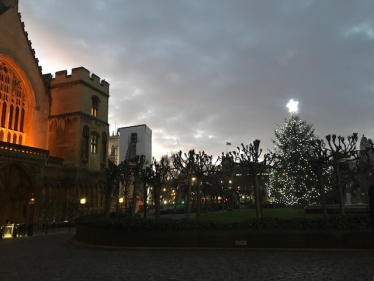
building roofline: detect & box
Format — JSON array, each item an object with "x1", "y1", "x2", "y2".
[{"x1": 118, "y1": 124, "x2": 151, "y2": 130}]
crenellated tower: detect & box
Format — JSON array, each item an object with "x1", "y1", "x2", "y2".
[{"x1": 47, "y1": 67, "x2": 110, "y2": 170}]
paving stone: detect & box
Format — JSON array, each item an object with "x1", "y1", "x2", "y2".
[{"x1": 0, "y1": 232, "x2": 373, "y2": 281}]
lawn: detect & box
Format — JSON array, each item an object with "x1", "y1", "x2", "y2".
[{"x1": 200, "y1": 207, "x2": 322, "y2": 223}]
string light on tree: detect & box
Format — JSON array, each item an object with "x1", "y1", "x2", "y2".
[
  {"x1": 268, "y1": 108, "x2": 319, "y2": 205},
  {"x1": 286, "y1": 99, "x2": 299, "y2": 113}
]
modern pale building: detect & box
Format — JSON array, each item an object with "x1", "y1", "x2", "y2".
[{"x1": 118, "y1": 124, "x2": 152, "y2": 163}]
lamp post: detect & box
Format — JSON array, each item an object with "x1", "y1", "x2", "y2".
[
  {"x1": 191, "y1": 177, "x2": 196, "y2": 213},
  {"x1": 119, "y1": 197, "x2": 124, "y2": 213},
  {"x1": 28, "y1": 193, "x2": 35, "y2": 236},
  {"x1": 79, "y1": 197, "x2": 86, "y2": 217}
]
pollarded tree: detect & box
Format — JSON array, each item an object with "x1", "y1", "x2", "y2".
[
  {"x1": 172, "y1": 150, "x2": 196, "y2": 219},
  {"x1": 269, "y1": 113, "x2": 316, "y2": 205},
  {"x1": 148, "y1": 156, "x2": 170, "y2": 219},
  {"x1": 229, "y1": 140, "x2": 272, "y2": 219},
  {"x1": 128, "y1": 155, "x2": 149, "y2": 217},
  {"x1": 191, "y1": 151, "x2": 220, "y2": 220},
  {"x1": 104, "y1": 160, "x2": 120, "y2": 218},
  {"x1": 325, "y1": 133, "x2": 358, "y2": 215},
  {"x1": 309, "y1": 138, "x2": 332, "y2": 217},
  {"x1": 118, "y1": 160, "x2": 134, "y2": 216}
]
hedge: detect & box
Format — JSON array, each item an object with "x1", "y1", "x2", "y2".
[{"x1": 75, "y1": 213, "x2": 371, "y2": 231}]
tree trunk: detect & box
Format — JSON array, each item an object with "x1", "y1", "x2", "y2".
[
  {"x1": 196, "y1": 179, "x2": 201, "y2": 220},
  {"x1": 143, "y1": 182, "x2": 147, "y2": 219},
  {"x1": 115, "y1": 189, "x2": 120, "y2": 218},
  {"x1": 336, "y1": 164, "x2": 345, "y2": 215},
  {"x1": 131, "y1": 173, "x2": 138, "y2": 217},
  {"x1": 254, "y1": 174, "x2": 262, "y2": 219},
  {"x1": 124, "y1": 184, "x2": 128, "y2": 216},
  {"x1": 318, "y1": 165, "x2": 328, "y2": 218},
  {"x1": 155, "y1": 186, "x2": 160, "y2": 219},
  {"x1": 186, "y1": 172, "x2": 192, "y2": 219}
]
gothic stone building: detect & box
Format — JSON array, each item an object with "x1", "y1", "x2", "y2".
[{"x1": 0, "y1": 0, "x2": 109, "y2": 225}]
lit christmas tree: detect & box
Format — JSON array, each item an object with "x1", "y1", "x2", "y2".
[{"x1": 269, "y1": 100, "x2": 318, "y2": 205}]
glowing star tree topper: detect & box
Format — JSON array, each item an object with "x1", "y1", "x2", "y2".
[{"x1": 286, "y1": 99, "x2": 299, "y2": 113}]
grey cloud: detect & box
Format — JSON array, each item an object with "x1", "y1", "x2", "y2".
[{"x1": 19, "y1": 0, "x2": 374, "y2": 159}]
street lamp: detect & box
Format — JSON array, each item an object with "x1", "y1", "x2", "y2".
[
  {"x1": 28, "y1": 193, "x2": 35, "y2": 236},
  {"x1": 119, "y1": 197, "x2": 124, "y2": 213},
  {"x1": 80, "y1": 197, "x2": 86, "y2": 217},
  {"x1": 28, "y1": 194, "x2": 35, "y2": 205}
]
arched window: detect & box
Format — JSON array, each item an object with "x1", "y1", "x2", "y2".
[
  {"x1": 90, "y1": 132, "x2": 99, "y2": 154},
  {"x1": 91, "y1": 96, "x2": 100, "y2": 117},
  {"x1": 0, "y1": 62, "x2": 27, "y2": 143},
  {"x1": 110, "y1": 145, "x2": 115, "y2": 156}
]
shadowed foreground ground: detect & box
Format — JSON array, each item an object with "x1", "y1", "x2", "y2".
[{"x1": 0, "y1": 231, "x2": 373, "y2": 281}]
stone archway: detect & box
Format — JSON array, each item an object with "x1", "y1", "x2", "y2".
[{"x1": 0, "y1": 163, "x2": 37, "y2": 224}]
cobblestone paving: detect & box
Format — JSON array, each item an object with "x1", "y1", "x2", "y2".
[{"x1": 0, "y1": 232, "x2": 373, "y2": 281}]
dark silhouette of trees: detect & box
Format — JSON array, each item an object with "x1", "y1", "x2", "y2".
[
  {"x1": 149, "y1": 156, "x2": 170, "y2": 219},
  {"x1": 172, "y1": 150, "x2": 196, "y2": 219},
  {"x1": 139, "y1": 164, "x2": 152, "y2": 219},
  {"x1": 229, "y1": 140, "x2": 272, "y2": 219},
  {"x1": 104, "y1": 160, "x2": 120, "y2": 218},
  {"x1": 310, "y1": 139, "x2": 331, "y2": 217},
  {"x1": 325, "y1": 133, "x2": 358, "y2": 215},
  {"x1": 128, "y1": 155, "x2": 149, "y2": 217},
  {"x1": 191, "y1": 151, "x2": 220, "y2": 220},
  {"x1": 117, "y1": 160, "x2": 134, "y2": 216}
]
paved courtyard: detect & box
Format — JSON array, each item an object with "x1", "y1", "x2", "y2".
[{"x1": 0, "y1": 231, "x2": 373, "y2": 281}]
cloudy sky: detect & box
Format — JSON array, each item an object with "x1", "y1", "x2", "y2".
[{"x1": 18, "y1": 1, "x2": 374, "y2": 160}]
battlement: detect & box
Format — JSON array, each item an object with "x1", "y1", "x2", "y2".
[
  {"x1": 49, "y1": 67, "x2": 109, "y2": 94},
  {"x1": 0, "y1": 0, "x2": 18, "y2": 9}
]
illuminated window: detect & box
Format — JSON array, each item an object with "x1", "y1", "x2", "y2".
[
  {"x1": 91, "y1": 96, "x2": 99, "y2": 117},
  {"x1": 0, "y1": 62, "x2": 26, "y2": 144},
  {"x1": 90, "y1": 133, "x2": 98, "y2": 153}
]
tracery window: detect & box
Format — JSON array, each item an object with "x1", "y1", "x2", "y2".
[
  {"x1": 90, "y1": 133, "x2": 98, "y2": 153},
  {"x1": 0, "y1": 62, "x2": 26, "y2": 144}
]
